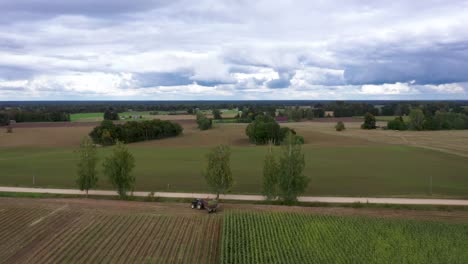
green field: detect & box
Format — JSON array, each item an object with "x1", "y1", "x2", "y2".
[
  {"x1": 70, "y1": 111, "x2": 155, "y2": 122},
  {"x1": 221, "y1": 211, "x2": 468, "y2": 263},
  {"x1": 70, "y1": 112, "x2": 103, "y2": 122},
  {"x1": 2, "y1": 145, "x2": 468, "y2": 198}
]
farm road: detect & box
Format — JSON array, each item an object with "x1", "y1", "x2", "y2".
[{"x1": 1, "y1": 186, "x2": 468, "y2": 206}]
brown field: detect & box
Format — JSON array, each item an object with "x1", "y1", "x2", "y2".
[
  {"x1": 1, "y1": 197, "x2": 468, "y2": 264},
  {"x1": 295, "y1": 121, "x2": 468, "y2": 157},
  {"x1": 3, "y1": 119, "x2": 468, "y2": 158},
  {"x1": 0, "y1": 198, "x2": 222, "y2": 264},
  {"x1": 0, "y1": 122, "x2": 376, "y2": 148}
]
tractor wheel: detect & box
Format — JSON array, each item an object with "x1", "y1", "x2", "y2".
[
  {"x1": 197, "y1": 204, "x2": 202, "y2": 210},
  {"x1": 191, "y1": 204, "x2": 195, "y2": 209}
]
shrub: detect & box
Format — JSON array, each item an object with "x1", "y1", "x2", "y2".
[
  {"x1": 6, "y1": 126, "x2": 12, "y2": 133},
  {"x1": 103, "y1": 109, "x2": 119, "y2": 120},
  {"x1": 361, "y1": 112, "x2": 376, "y2": 129},
  {"x1": 335, "y1": 121, "x2": 345, "y2": 131},
  {"x1": 212, "y1": 109, "x2": 222, "y2": 119},
  {"x1": 387, "y1": 117, "x2": 407, "y2": 130},
  {"x1": 196, "y1": 112, "x2": 213, "y2": 130}
]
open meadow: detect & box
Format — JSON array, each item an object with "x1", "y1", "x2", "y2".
[
  {"x1": 1, "y1": 197, "x2": 468, "y2": 264},
  {"x1": 1, "y1": 120, "x2": 468, "y2": 198}
]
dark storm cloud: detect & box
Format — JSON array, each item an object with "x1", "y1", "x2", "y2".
[{"x1": 343, "y1": 41, "x2": 468, "y2": 85}]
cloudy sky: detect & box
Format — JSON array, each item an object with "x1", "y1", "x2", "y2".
[{"x1": 1, "y1": 0, "x2": 468, "y2": 100}]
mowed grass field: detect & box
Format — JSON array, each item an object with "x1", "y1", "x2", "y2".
[
  {"x1": 221, "y1": 211, "x2": 468, "y2": 263},
  {"x1": 1, "y1": 198, "x2": 468, "y2": 264},
  {"x1": 1, "y1": 122, "x2": 468, "y2": 198}
]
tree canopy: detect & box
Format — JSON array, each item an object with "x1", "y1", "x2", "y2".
[
  {"x1": 103, "y1": 141, "x2": 136, "y2": 198},
  {"x1": 204, "y1": 145, "x2": 233, "y2": 199},
  {"x1": 76, "y1": 136, "x2": 98, "y2": 196}
]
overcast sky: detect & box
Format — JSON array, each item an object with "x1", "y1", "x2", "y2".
[{"x1": 1, "y1": 0, "x2": 468, "y2": 100}]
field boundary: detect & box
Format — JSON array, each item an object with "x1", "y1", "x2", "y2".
[{"x1": 1, "y1": 186, "x2": 468, "y2": 206}]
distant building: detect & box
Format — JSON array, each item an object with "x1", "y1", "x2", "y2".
[
  {"x1": 324, "y1": 111, "x2": 334, "y2": 117},
  {"x1": 275, "y1": 116, "x2": 288, "y2": 123}
]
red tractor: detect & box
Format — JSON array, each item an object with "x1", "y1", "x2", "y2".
[{"x1": 191, "y1": 198, "x2": 219, "y2": 213}]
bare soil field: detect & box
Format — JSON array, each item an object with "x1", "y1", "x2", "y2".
[{"x1": 0, "y1": 197, "x2": 222, "y2": 264}]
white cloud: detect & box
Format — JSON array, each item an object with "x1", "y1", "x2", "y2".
[
  {"x1": 424, "y1": 83, "x2": 465, "y2": 94},
  {"x1": 361, "y1": 82, "x2": 415, "y2": 95}
]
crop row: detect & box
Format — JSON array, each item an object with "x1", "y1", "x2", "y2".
[
  {"x1": 0, "y1": 206, "x2": 222, "y2": 264},
  {"x1": 221, "y1": 211, "x2": 468, "y2": 264}
]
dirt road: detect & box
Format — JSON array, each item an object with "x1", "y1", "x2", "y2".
[{"x1": 1, "y1": 186, "x2": 468, "y2": 206}]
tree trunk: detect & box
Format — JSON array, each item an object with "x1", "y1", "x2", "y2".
[{"x1": 216, "y1": 192, "x2": 220, "y2": 200}]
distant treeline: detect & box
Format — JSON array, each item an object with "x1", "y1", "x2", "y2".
[
  {"x1": 1, "y1": 101, "x2": 467, "y2": 122},
  {"x1": 0, "y1": 110, "x2": 70, "y2": 125},
  {"x1": 89, "y1": 120, "x2": 183, "y2": 145}
]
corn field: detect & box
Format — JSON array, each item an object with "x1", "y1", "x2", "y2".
[{"x1": 221, "y1": 211, "x2": 468, "y2": 264}]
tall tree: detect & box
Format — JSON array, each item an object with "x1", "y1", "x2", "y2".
[
  {"x1": 361, "y1": 112, "x2": 377, "y2": 129},
  {"x1": 277, "y1": 132, "x2": 309, "y2": 204},
  {"x1": 212, "y1": 109, "x2": 222, "y2": 119},
  {"x1": 409, "y1": 108, "x2": 425, "y2": 131},
  {"x1": 262, "y1": 143, "x2": 279, "y2": 200},
  {"x1": 76, "y1": 136, "x2": 98, "y2": 197},
  {"x1": 103, "y1": 141, "x2": 135, "y2": 198},
  {"x1": 204, "y1": 145, "x2": 233, "y2": 199}
]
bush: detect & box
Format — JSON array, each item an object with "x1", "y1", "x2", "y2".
[
  {"x1": 335, "y1": 121, "x2": 345, "y2": 131},
  {"x1": 212, "y1": 109, "x2": 222, "y2": 119},
  {"x1": 196, "y1": 112, "x2": 212, "y2": 130},
  {"x1": 145, "y1": 191, "x2": 159, "y2": 202},
  {"x1": 6, "y1": 126, "x2": 12, "y2": 133},
  {"x1": 90, "y1": 119, "x2": 182, "y2": 145},
  {"x1": 387, "y1": 117, "x2": 407, "y2": 130},
  {"x1": 361, "y1": 112, "x2": 376, "y2": 129},
  {"x1": 103, "y1": 109, "x2": 119, "y2": 120}
]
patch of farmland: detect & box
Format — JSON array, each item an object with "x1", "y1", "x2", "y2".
[
  {"x1": 0, "y1": 199, "x2": 222, "y2": 264},
  {"x1": 221, "y1": 211, "x2": 468, "y2": 264}
]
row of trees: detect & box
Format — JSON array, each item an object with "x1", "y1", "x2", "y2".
[
  {"x1": 204, "y1": 132, "x2": 308, "y2": 204},
  {"x1": 78, "y1": 131, "x2": 309, "y2": 203},
  {"x1": 245, "y1": 115, "x2": 304, "y2": 145},
  {"x1": 89, "y1": 120, "x2": 182, "y2": 145},
  {"x1": 3, "y1": 101, "x2": 467, "y2": 118},
  {"x1": 77, "y1": 138, "x2": 135, "y2": 198}
]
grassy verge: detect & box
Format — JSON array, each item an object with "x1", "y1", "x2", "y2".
[{"x1": 2, "y1": 192, "x2": 468, "y2": 212}]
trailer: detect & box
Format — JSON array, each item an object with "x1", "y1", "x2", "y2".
[{"x1": 191, "y1": 198, "x2": 219, "y2": 213}]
